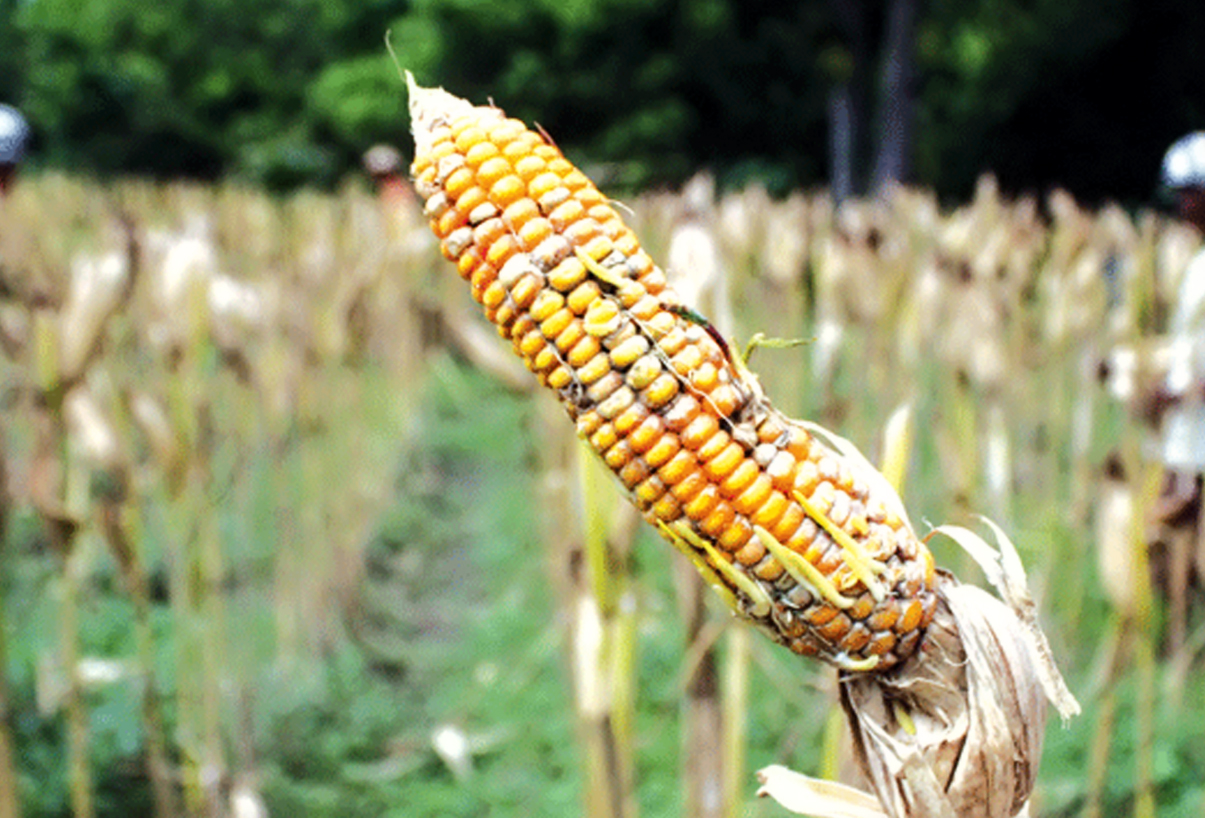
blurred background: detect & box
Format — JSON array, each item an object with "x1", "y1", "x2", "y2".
[{"x1": 1, "y1": 1, "x2": 1205, "y2": 817}]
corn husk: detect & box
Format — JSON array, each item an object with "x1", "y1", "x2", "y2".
[{"x1": 759, "y1": 523, "x2": 1079, "y2": 818}]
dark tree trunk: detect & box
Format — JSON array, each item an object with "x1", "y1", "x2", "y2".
[{"x1": 872, "y1": 0, "x2": 918, "y2": 193}]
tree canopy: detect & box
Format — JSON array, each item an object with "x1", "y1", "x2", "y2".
[{"x1": 3, "y1": 0, "x2": 1203, "y2": 202}]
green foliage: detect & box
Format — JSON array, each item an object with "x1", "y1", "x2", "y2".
[{"x1": 4, "y1": 0, "x2": 1204, "y2": 198}]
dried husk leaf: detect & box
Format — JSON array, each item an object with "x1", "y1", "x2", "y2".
[{"x1": 760, "y1": 520, "x2": 1078, "y2": 818}]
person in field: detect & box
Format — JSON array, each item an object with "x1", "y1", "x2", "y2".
[
  {"x1": 0, "y1": 104, "x2": 30, "y2": 196},
  {"x1": 1153, "y1": 133, "x2": 1205, "y2": 533}
]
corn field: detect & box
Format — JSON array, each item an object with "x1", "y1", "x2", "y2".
[{"x1": 0, "y1": 166, "x2": 1202, "y2": 817}]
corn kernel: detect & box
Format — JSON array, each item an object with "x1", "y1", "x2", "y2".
[
  {"x1": 486, "y1": 233, "x2": 520, "y2": 268},
  {"x1": 643, "y1": 433, "x2": 682, "y2": 469},
  {"x1": 702, "y1": 441, "x2": 745, "y2": 481},
  {"x1": 548, "y1": 257, "x2": 587, "y2": 292},
  {"x1": 642, "y1": 373, "x2": 679, "y2": 408},
  {"x1": 720, "y1": 460, "x2": 760, "y2": 498},
  {"x1": 590, "y1": 423, "x2": 618, "y2": 453},
  {"x1": 627, "y1": 414, "x2": 664, "y2": 454},
  {"x1": 567, "y1": 280, "x2": 602, "y2": 314},
  {"x1": 621, "y1": 460, "x2": 653, "y2": 493},
  {"x1": 694, "y1": 429, "x2": 731, "y2": 462},
  {"x1": 514, "y1": 154, "x2": 546, "y2": 180},
  {"x1": 605, "y1": 439, "x2": 634, "y2": 470},
  {"x1": 626, "y1": 355, "x2": 662, "y2": 390},
  {"x1": 540, "y1": 307, "x2": 575, "y2": 340},
  {"x1": 736, "y1": 476, "x2": 777, "y2": 520},
  {"x1": 518, "y1": 218, "x2": 553, "y2": 251},
  {"x1": 650, "y1": 492, "x2": 682, "y2": 523},
  {"x1": 548, "y1": 199, "x2": 585, "y2": 232},
  {"x1": 528, "y1": 171, "x2": 562, "y2": 200},
  {"x1": 657, "y1": 449, "x2": 697, "y2": 486},
  {"x1": 529, "y1": 290, "x2": 565, "y2": 323},
  {"x1": 583, "y1": 298, "x2": 622, "y2": 337},
  {"x1": 697, "y1": 501, "x2": 735, "y2": 538},
  {"x1": 509, "y1": 272, "x2": 541, "y2": 309},
  {"x1": 575, "y1": 352, "x2": 612, "y2": 385},
  {"x1": 566, "y1": 334, "x2": 600, "y2": 367},
  {"x1": 682, "y1": 484, "x2": 722, "y2": 519},
  {"x1": 491, "y1": 175, "x2": 526, "y2": 207},
  {"x1": 597, "y1": 385, "x2": 636, "y2": 420},
  {"x1": 609, "y1": 335, "x2": 650, "y2": 368},
  {"x1": 547, "y1": 365, "x2": 573, "y2": 390},
  {"x1": 679, "y1": 413, "x2": 720, "y2": 450}
]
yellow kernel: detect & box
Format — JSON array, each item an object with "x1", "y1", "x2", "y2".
[
  {"x1": 475, "y1": 156, "x2": 512, "y2": 188},
  {"x1": 633, "y1": 475, "x2": 664, "y2": 505},
  {"x1": 563, "y1": 218, "x2": 600, "y2": 245},
  {"x1": 453, "y1": 126, "x2": 487, "y2": 152},
  {"x1": 627, "y1": 414, "x2": 664, "y2": 454},
  {"x1": 662, "y1": 395, "x2": 701, "y2": 432},
  {"x1": 643, "y1": 433, "x2": 682, "y2": 469},
  {"x1": 481, "y1": 280, "x2": 507, "y2": 309},
  {"x1": 597, "y1": 385, "x2": 636, "y2": 420},
  {"x1": 503, "y1": 197, "x2": 540, "y2": 232},
  {"x1": 532, "y1": 144, "x2": 559, "y2": 160},
  {"x1": 680, "y1": 414, "x2": 720, "y2": 450},
  {"x1": 464, "y1": 141, "x2": 500, "y2": 167},
  {"x1": 528, "y1": 171, "x2": 563, "y2": 200},
  {"x1": 613, "y1": 402, "x2": 649, "y2": 436},
  {"x1": 650, "y1": 492, "x2": 682, "y2": 523},
  {"x1": 720, "y1": 460, "x2": 760, "y2": 498},
  {"x1": 794, "y1": 459, "x2": 820, "y2": 496},
  {"x1": 562, "y1": 169, "x2": 590, "y2": 190},
  {"x1": 697, "y1": 502, "x2": 735, "y2": 538},
  {"x1": 669, "y1": 469, "x2": 708, "y2": 503},
  {"x1": 518, "y1": 218, "x2": 553, "y2": 251},
  {"x1": 576, "y1": 352, "x2": 612, "y2": 385},
  {"x1": 695, "y1": 429, "x2": 731, "y2": 462},
  {"x1": 547, "y1": 365, "x2": 574, "y2": 389},
  {"x1": 642, "y1": 373, "x2": 679, "y2": 408},
  {"x1": 581, "y1": 234, "x2": 613, "y2": 262},
  {"x1": 657, "y1": 450, "x2": 697, "y2": 486},
  {"x1": 626, "y1": 355, "x2": 663, "y2": 390},
  {"x1": 769, "y1": 502, "x2": 805, "y2": 543},
  {"x1": 614, "y1": 231, "x2": 640, "y2": 256},
  {"x1": 444, "y1": 166, "x2": 475, "y2": 199},
  {"x1": 682, "y1": 484, "x2": 721, "y2": 520},
  {"x1": 899, "y1": 599, "x2": 925, "y2": 634},
  {"x1": 671, "y1": 344, "x2": 705, "y2": 375},
  {"x1": 487, "y1": 119, "x2": 526, "y2": 145},
  {"x1": 529, "y1": 290, "x2": 565, "y2": 323},
  {"x1": 540, "y1": 307, "x2": 575, "y2": 340},
  {"x1": 509, "y1": 273, "x2": 541, "y2": 310},
  {"x1": 548, "y1": 257, "x2": 588, "y2": 292},
  {"x1": 470, "y1": 263, "x2": 497, "y2": 302},
  {"x1": 548, "y1": 199, "x2": 586, "y2": 231},
  {"x1": 491, "y1": 175, "x2": 527, "y2": 207},
  {"x1": 567, "y1": 279, "x2": 602, "y2": 314},
  {"x1": 486, "y1": 233, "x2": 520, "y2": 268},
  {"x1": 555, "y1": 319, "x2": 588, "y2": 355},
  {"x1": 724, "y1": 524, "x2": 758, "y2": 560},
  {"x1": 546, "y1": 157, "x2": 574, "y2": 175},
  {"x1": 583, "y1": 298, "x2": 622, "y2": 337},
  {"x1": 604, "y1": 439, "x2": 634, "y2": 470},
  {"x1": 573, "y1": 416, "x2": 602, "y2": 440},
  {"x1": 609, "y1": 335, "x2": 650, "y2": 368},
  {"x1": 531, "y1": 346, "x2": 557, "y2": 374},
  {"x1": 514, "y1": 154, "x2": 547, "y2": 180},
  {"x1": 492, "y1": 303, "x2": 516, "y2": 333},
  {"x1": 501, "y1": 132, "x2": 542, "y2": 161},
  {"x1": 435, "y1": 206, "x2": 467, "y2": 239},
  {"x1": 518, "y1": 329, "x2": 546, "y2": 359},
  {"x1": 703, "y1": 442, "x2": 745, "y2": 481},
  {"x1": 656, "y1": 326, "x2": 688, "y2": 356},
  {"x1": 566, "y1": 334, "x2": 600, "y2": 367},
  {"x1": 735, "y1": 476, "x2": 776, "y2": 520},
  {"x1": 638, "y1": 265, "x2": 668, "y2": 294},
  {"x1": 576, "y1": 186, "x2": 605, "y2": 207},
  {"x1": 590, "y1": 423, "x2": 618, "y2": 453},
  {"x1": 473, "y1": 216, "x2": 508, "y2": 251},
  {"x1": 692, "y1": 362, "x2": 719, "y2": 391}
]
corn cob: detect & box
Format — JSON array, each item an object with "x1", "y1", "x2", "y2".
[{"x1": 407, "y1": 76, "x2": 937, "y2": 672}]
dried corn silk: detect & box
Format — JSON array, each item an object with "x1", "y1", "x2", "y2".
[{"x1": 407, "y1": 76, "x2": 937, "y2": 673}]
